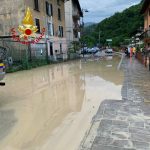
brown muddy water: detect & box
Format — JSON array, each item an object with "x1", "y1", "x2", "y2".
[{"x1": 0, "y1": 56, "x2": 123, "y2": 150}]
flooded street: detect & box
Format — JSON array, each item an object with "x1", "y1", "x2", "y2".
[{"x1": 0, "y1": 56, "x2": 123, "y2": 150}]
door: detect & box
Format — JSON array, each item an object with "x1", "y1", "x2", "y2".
[{"x1": 50, "y1": 42, "x2": 53, "y2": 56}]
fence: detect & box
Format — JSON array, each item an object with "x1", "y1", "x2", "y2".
[
  {"x1": 0, "y1": 37, "x2": 81, "y2": 72},
  {"x1": 0, "y1": 37, "x2": 48, "y2": 64}
]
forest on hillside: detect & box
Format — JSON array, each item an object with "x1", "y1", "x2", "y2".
[{"x1": 81, "y1": 2, "x2": 143, "y2": 47}]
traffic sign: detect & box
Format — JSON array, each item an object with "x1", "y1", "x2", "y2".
[{"x1": 106, "y1": 39, "x2": 112, "y2": 42}]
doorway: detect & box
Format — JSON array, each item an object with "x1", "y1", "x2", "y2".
[{"x1": 50, "y1": 42, "x2": 53, "y2": 56}]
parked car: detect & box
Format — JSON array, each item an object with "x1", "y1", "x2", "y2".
[
  {"x1": 105, "y1": 49, "x2": 113, "y2": 54},
  {"x1": 87, "y1": 47, "x2": 98, "y2": 54},
  {"x1": 81, "y1": 48, "x2": 88, "y2": 54},
  {"x1": 0, "y1": 61, "x2": 5, "y2": 86},
  {"x1": 94, "y1": 47, "x2": 100, "y2": 51},
  {"x1": 80, "y1": 47, "x2": 88, "y2": 54}
]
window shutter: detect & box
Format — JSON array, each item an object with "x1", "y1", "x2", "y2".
[
  {"x1": 48, "y1": 23, "x2": 50, "y2": 35},
  {"x1": 58, "y1": 9, "x2": 61, "y2": 20},
  {"x1": 35, "y1": 18, "x2": 40, "y2": 33},
  {"x1": 62, "y1": 27, "x2": 63, "y2": 37},
  {"x1": 59, "y1": 26, "x2": 61, "y2": 37},
  {"x1": 34, "y1": 0, "x2": 39, "y2": 11},
  {"x1": 52, "y1": 24, "x2": 54, "y2": 36},
  {"x1": 51, "y1": 4, "x2": 53, "y2": 16},
  {"x1": 46, "y1": 1, "x2": 49, "y2": 15}
]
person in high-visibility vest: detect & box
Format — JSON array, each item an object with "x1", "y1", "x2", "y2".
[{"x1": 133, "y1": 47, "x2": 136, "y2": 55}]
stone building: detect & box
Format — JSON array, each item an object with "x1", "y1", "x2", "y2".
[
  {"x1": 0, "y1": 0, "x2": 67, "y2": 60},
  {"x1": 65, "y1": 0, "x2": 83, "y2": 51},
  {"x1": 141, "y1": 0, "x2": 150, "y2": 47}
]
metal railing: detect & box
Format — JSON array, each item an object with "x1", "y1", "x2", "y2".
[{"x1": 140, "y1": 30, "x2": 150, "y2": 39}]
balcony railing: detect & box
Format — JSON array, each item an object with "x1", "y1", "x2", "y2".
[
  {"x1": 73, "y1": 23, "x2": 81, "y2": 32},
  {"x1": 141, "y1": 30, "x2": 150, "y2": 39},
  {"x1": 72, "y1": 9, "x2": 80, "y2": 19}
]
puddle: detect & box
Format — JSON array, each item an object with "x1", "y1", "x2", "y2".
[{"x1": 0, "y1": 56, "x2": 123, "y2": 150}]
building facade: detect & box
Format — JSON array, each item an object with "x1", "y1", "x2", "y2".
[
  {"x1": 141, "y1": 0, "x2": 150, "y2": 47},
  {"x1": 0, "y1": 0, "x2": 67, "y2": 60},
  {"x1": 65, "y1": 0, "x2": 83, "y2": 51}
]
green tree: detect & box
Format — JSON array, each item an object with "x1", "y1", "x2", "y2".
[{"x1": 82, "y1": 2, "x2": 143, "y2": 47}]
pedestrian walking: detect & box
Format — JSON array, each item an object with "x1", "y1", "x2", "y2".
[
  {"x1": 133, "y1": 47, "x2": 136, "y2": 55},
  {"x1": 127, "y1": 47, "x2": 130, "y2": 57},
  {"x1": 130, "y1": 47, "x2": 133, "y2": 57}
]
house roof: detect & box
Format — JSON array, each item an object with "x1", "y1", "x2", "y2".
[
  {"x1": 73, "y1": 0, "x2": 83, "y2": 17},
  {"x1": 141, "y1": 0, "x2": 150, "y2": 14}
]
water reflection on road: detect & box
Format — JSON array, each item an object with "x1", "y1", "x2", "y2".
[{"x1": 0, "y1": 56, "x2": 123, "y2": 150}]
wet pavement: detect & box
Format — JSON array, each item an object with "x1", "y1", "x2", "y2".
[
  {"x1": 0, "y1": 56, "x2": 123, "y2": 150},
  {"x1": 80, "y1": 57, "x2": 150, "y2": 150}
]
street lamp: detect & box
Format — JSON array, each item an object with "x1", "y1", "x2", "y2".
[
  {"x1": 81, "y1": 9, "x2": 89, "y2": 27},
  {"x1": 99, "y1": 28, "x2": 102, "y2": 47}
]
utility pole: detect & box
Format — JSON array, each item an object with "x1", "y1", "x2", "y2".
[{"x1": 99, "y1": 28, "x2": 101, "y2": 47}]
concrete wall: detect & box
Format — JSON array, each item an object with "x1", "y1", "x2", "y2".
[{"x1": 0, "y1": 0, "x2": 25, "y2": 36}]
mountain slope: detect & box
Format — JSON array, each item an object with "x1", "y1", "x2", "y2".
[{"x1": 82, "y1": 2, "x2": 143, "y2": 47}]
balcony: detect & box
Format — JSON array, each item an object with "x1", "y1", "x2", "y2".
[
  {"x1": 141, "y1": 30, "x2": 150, "y2": 42},
  {"x1": 72, "y1": 9, "x2": 80, "y2": 20},
  {"x1": 73, "y1": 29, "x2": 80, "y2": 41},
  {"x1": 73, "y1": 23, "x2": 80, "y2": 32}
]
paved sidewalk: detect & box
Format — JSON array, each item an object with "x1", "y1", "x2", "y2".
[{"x1": 80, "y1": 58, "x2": 150, "y2": 150}]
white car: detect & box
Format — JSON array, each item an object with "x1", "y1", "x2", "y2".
[
  {"x1": 105, "y1": 49, "x2": 113, "y2": 53},
  {"x1": 94, "y1": 47, "x2": 100, "y2": 51},
  {"x1": 105, "y1": 49, "x2": 113, "y2": 55}
]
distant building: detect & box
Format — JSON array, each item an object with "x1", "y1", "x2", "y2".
[
  {"x1": 65, "y1": 0, "x2": 83, "y2": 51},
  {"x1": 0, "y1": 0, "x2": 67, "y2": 60},
  {"x1": 141, "y1": 0, "x2": 150, "y2": 47}
]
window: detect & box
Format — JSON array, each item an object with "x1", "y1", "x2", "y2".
[
  {"x1": 58, "y1": 8, "x2": 61, "y2": 21},
  {"x1": 34, "y1": 0, "x2": 39, "y2": 11},
  {"x1": 50, "y1": 42, "x2": 53, "y2": 56},
  {"x1": 35, "y1": 18, "x2": 40, "y2": 33},
  {"x1": 53, "y1": 24, "x2": 55, "y2": 36},
  {"x1": 57, "y1": 0, "x2": 60, "y2": 5},
  {"x1": 60, "y1": 43, "x2": 62, "y2": 53},
  {"x1": 58, "y1": 26, "x2": 63, "y2": 37},
  {"x1": 46, "y1": 2, "x2": 53, "y2": 16},
  {"x1": 48, "y1": 23, "x2": 53, "y2": 36}
]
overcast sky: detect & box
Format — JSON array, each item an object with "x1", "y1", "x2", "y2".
[{"x1": 80, "y1": 0, "x2": 141, "y2": 23}]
